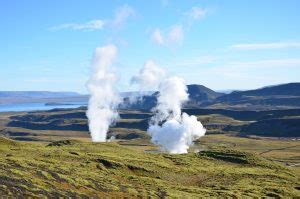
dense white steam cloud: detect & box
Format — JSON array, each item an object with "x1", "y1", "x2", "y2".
[
  {"x1": 86, "y1": 45, "x2": 120, "y2": 142},
  {"x1": 149, "y1": 77, "x2": 206, "y2": 153},
  {"x1": 148, "y1": 113, "x2": 206, "y2": 154},
  {"x1": 132, "y1": 61, "x2": 206, "y2": 154}
]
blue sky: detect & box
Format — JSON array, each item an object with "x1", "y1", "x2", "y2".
[{"x1": 0, "y1": 0, "x2": 300, "y2": 93}]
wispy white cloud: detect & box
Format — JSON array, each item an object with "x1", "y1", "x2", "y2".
[
  {"x1": 50, "y1": 5, "x2": 135, "y2": 31},
  {"x1": 151, "y1": 6, "x2": 210, "y2": 47},
  {"x1": 185, "y1": 7, "x2": 208, "y2": 21},
  {"x1": 168, "y1": 25, "x2": 184, "y2": 45},
  {"x1": 230, "y1": 41, "x2": 300, "y2": 50},
  {"x1": 151, "y1": 25, "x2": 184, "y2": 46},
  {"x1": 110, "y1": 5, "x2": 135, "y2": 28},
  {"x1": 50, "y1": 20, "x2": 105, "y2": 31},
  {"x1": 151, "y1": 28, "x2": 164, "y2": 45}
]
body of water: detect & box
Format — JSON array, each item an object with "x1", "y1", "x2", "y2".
[{"x1": 0, "y1": 102, "x2": 87, "y2": 112}]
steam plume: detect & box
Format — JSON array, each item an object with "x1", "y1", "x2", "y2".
[
  {"x1": 128, "y1": 60, "x2": 166, "y2": 104},
  {"x1": 132, "y1": 61, "x2": 206, "y2": 153},
  {"x1": 148, "y1": 113, "x2": 206, "y2": 154},
  {"x1": 148, "y1": 77, "x2": 206, "y2": 153},
  {"x1": 151, "y1": 77, "x2": 188, "y2": 123},
  {"x1": 131, "y1": 60, "x2": 166, "y2": 91},
  {"x1": 86, "y1": 45, "x2": 120, "y2": 142}
]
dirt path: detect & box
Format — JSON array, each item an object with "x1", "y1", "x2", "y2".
[
  {"x1": 289, "y1": 163, "x2": 300, "y2": 167},
  {"x1": 259, "y1": 145, "x2": 300, "y2": 155}
]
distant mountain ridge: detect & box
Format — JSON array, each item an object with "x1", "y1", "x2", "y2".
[
  {"x1": 125, "y1": 82, "x2": 300, "y2": 110},
  {"x1": 1, "y1": 83, "x2": 300, "y2": 110},
  {"x1": 213, "y1": 83, "x2": 300, "y2": 109},
  {"x1": 218, "y1": 83, "x2": 300, "y2": 99},
  {"x1": 187, "y1": 84, "x2": 224, "y2": 101},
  {"x1": 122, "y1": 84, "x2": 224, "y2": 110}
]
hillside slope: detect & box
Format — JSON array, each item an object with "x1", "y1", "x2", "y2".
[
  {"x1": 125, "y1": 83, "x2": 300, "y2": 110},
  {"x1": 0, "y1": 137, "x2": 299, "y2": 197},
  {"x1": 186, "y1": 84, "x2": 224, "y2": 107},
  {"x1": 239, "y1": 118, "x2": 300, "y2": 137},
  {"x1": 187, "y1": 84, "x2": 224, "y2": 101},
  {"x1": 125, "y1": 84, "x2": 224, "y2": 110},
  {"x1": 212, "y1": 83, "x2": 300, "y2": 109}
]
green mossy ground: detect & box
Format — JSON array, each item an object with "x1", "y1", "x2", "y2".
[{"x1": 0, "y1": 137, "x2": 299, "y2": 198}]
